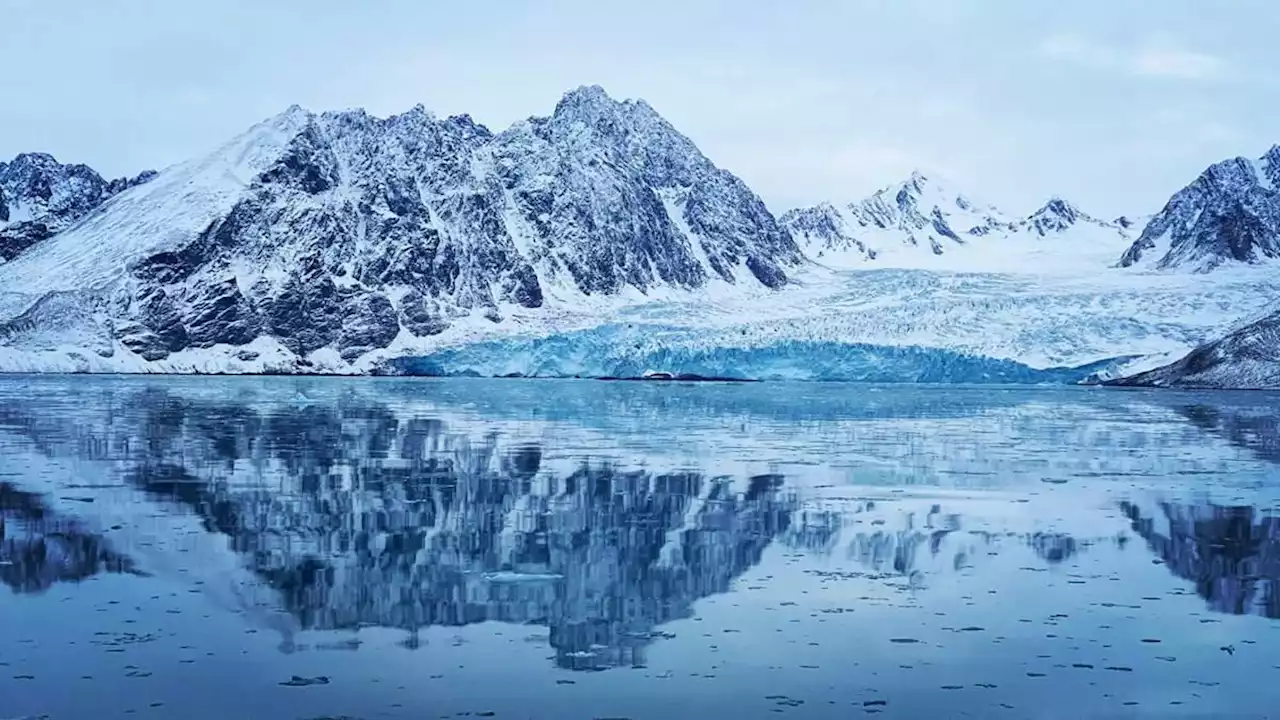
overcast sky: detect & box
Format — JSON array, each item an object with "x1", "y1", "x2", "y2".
[{"x1": 3, "y1": 0, "x2": 1275, "y2": 217}]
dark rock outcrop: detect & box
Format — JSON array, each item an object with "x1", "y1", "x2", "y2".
[
  {"x1": 1108, "y1": 309, "x2": 1280, "y2": 389},
  {"x1": 183, "y1": 278, "x2": 261, "y2": 349},
  {"x1": 0, "y1": 152, "x2": 156, "y2": 263},
  {"x1": 337, "y1": 293, "x2": 399, "y2": 360},
  {"x1": 1119, "y1": 147, "x2": 1280, "y2": 272}
]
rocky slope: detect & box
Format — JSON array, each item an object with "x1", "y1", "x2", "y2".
[
  {"x1": 1108, "y1": 308, "x2": 1280, "y2": 389},
  {"x1": 1119, "y1": 146, "x2": 1280, "y2": 272},
  {"x1": 781, "y1": 173, "x2": 1134, "y2": 269},
  {"x1": 0, "y1": 86, "x2": 800, "y2": 371},
  {"x1": 0, "y1": 153, "x2": 155, "y2": 263}
]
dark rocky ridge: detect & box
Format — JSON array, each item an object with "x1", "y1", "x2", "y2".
[
  {"x1": 1119, "y1": 146, "x2": 1280, "y2": 272},
  {"x1": 0, "y1": 152, "x2": 155, "y2": 263},
  {"x1": 0, "y1": 87, "x2": 802, "y2": 368}
]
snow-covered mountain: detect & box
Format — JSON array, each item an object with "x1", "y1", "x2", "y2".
[
  {"x1": 1109, "y1": 307, "x2": 1280, "y2": 389},
  {"x1": 1119, "y1": 146, "x2": 1280, "y2": 272},
  {"x1": 2, "y1": 86, "x2": 1279, "y2": 386},
  {"x1": 781, "y1": 172, "x2": 1135, "y2": 270},
  {"x1": 0, "y1": 86, "x2": 800, "y2": 369},
  {"x1": 0, "y1": 153, "x2": 155, "y2": 263}
]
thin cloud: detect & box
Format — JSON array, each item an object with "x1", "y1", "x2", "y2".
[
  {"x1": 1132, "y1": 47, "x2": 1225, "y2": 80},
  {"x1": 1039, "y1": 34, "x2": 1117, "y2": 70},
  {"x1": 1040, "y1": 33, "x2": 1227, "y2": 81}
]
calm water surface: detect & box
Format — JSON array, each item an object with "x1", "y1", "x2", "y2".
[{"x1": 0, "y1": 376, "x2": 1278, "y2": 719}]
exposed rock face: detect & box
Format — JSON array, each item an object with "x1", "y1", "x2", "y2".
[
  {"x1": 1024, "y1": 197, "x2": 1088, "y2": 236},
  {"x1": 0, "y1": 87, "x2": 802, "y2": 368},
  {"x1": 337, "y1": 293, "x2": 399, "y2": 360},
  {"x1": 779, "y1": 202, "x2": 879, "y2": 260},
  {"x1": 780, "y1": 171, "x2": 1012, "y2": 262},
  {"x1": 1119, "y1": 146, "x2": 1280, "y2": 272},
  {"x1": 183, "y1": 278, "x2": 261, "y2": 349},
  {"x1": 0, "y1": 153, "x2": 154, "y2": 263},
  {"x1": 1108, "y1": 309, "x2": 1280, "y2": 389},
  {"x1": 0, "y1": 221, "x2": 54, "y2": 264}
]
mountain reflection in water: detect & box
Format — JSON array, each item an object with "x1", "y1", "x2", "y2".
[
  {"x1": 1, "y1": 377, "x2": 1278, "y2": 684},
  {"x1": 0, "y1": 483, "x2": 139, "y2": 593},
  {"x1": 1121, "y1": 500, "x2": 1280, "y2": 619},
  {"x1": 1, "y1": 386, "x2": 796, "y2": 670}
]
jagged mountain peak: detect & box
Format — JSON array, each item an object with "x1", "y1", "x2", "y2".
[
  {"x1": 549, "y1": 85, "x2": 664, "y2": 130},
  {"x1": 781, "y1": 171, "x2": 1021, "y2": 265},
  {"x1": 256, "y1": 104, "x2": 317, "y2": 135},
  {"x1": 1038, "y1": 196, "x2": 1077, "y2": 213},
  {"x1": 1020, "y1": 196, "x2": 1119, "y2": 238},
  {"x1": 1, "y1": 151, "x2": 157, "y2": 264},
  {"x1": 0, "y1": 88, "x2": 800, "y2": 370},
  {"x1": 1028, "y1": 196, "x2": 1086, "y2": 224},
  {"x1": 883, "y1": 168, "x2": 943, "y2": 194},
  {"x1": 782, "y1": 173, "x2": 1137, "y2": 269},
  {"x1": 7, "y1": 152, "x2": 63, "y2": 171},
  {"x1": 1260, "y1": 145, "x2": 1280, "y2": 186},
  {"x1": 878, "y1": 169, "x2": 991, "y2": 216},
  {"x1": 554, "y1": 84, "x2": 638, "y2": 114},
  {"x1": 558, "y1": 83, "x2": 614, "y2": 105},
  {"x1": 1202, "y1": 156, "x2": 1261, "y2": 191},
  {"x1": 553, "y1": 84, "x2": 622, "y2": 120},
  {"x1": 2, "y1": 152, "x2": 98, "y2": 187},
  {"x1": 1119, "y1": 143, "x2": 1280, "y2": 272},
  {"x1": 904, "y1": 169, "x2": 931, "y2": 192},
  {"x1": 280, "y1": 103, "x2": 312, "y2": 121}
]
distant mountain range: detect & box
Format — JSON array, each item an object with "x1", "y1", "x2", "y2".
[
  {"x1": 0, "y1": 86, "x2": 1276, "y2": 385},
  {"x1": 780, "y1": 171, "x2": 1141, "y2": 271}
]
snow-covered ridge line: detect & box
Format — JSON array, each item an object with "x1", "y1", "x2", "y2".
[{"x1": 779, "y1": 171, "x2": 1137, "y2": 272}]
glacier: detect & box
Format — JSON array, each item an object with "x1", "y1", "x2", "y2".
[
  {"x1": 385, "y1": 322, "x2": 1126, "y2": 383},
  {"x1": 1, "y1": 262, "x2": 1273, "y2": 382},
  {"x1": 371, "y1": 263, "x2": 1277, "y2": 383}
]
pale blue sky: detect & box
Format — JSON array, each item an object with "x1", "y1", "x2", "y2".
[{"x1": 2, "y1": 0, "x2": 1275, "y2": 218}]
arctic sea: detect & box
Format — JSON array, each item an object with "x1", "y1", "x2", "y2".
[{"x1": 0, "y1": 376, "x2": 1277, "y2": 719}]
